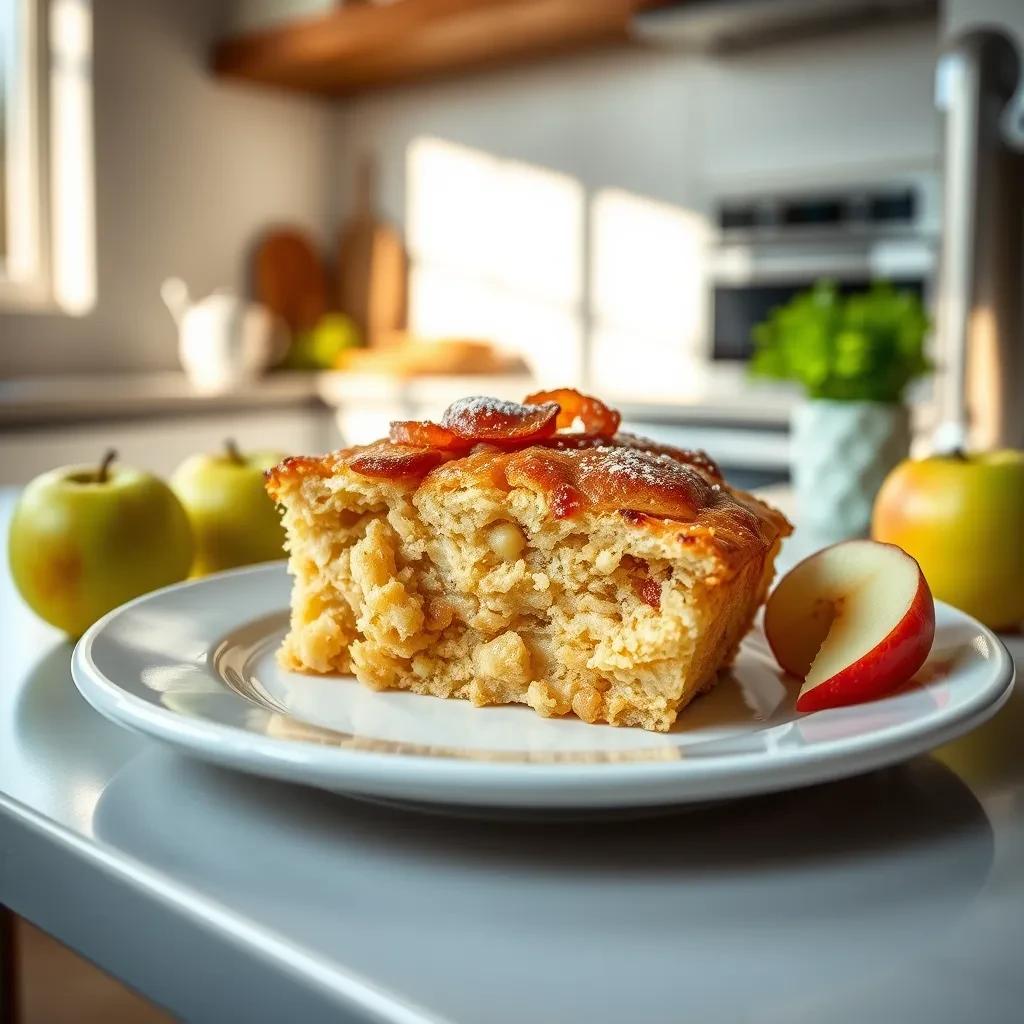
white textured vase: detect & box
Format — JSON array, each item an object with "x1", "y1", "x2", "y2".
[{"x1": 791, "y1": 400, "x2": 911, "y2": 542}]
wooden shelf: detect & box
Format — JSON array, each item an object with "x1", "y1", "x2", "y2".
[{"x1": 213, "y1": 0, "x2": 663, "y2": 97}]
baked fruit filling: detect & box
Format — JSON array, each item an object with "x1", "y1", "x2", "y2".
[{"x1": 266, "y1": 389, "x2": 791, "y2": 732}]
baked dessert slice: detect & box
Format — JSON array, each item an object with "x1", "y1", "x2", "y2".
[{"x1": 266, "y1": 389, "x2": 791, "y2": 732}]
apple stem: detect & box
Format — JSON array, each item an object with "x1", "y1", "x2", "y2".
[
  {"x1": 225, "y1": 439, "x2": 244, "y2": 464},
  {"x1": 97, "y1": 449, "x2": 117, "y2": 483}
]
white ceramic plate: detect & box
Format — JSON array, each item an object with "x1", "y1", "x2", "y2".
[{"x1": 72, "y1": 562, "x2": 1014, "y2": 811}]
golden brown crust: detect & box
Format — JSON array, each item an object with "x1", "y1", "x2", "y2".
[
  {"x1": 267, "y1": 431, "x2": 789, "y2": 569},
  {"x1": 266, "y1": 390, "x2": 792, "y2": 732}
]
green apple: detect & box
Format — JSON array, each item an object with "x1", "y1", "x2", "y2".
[
  {"x1": 171, "y1": 440, "x2": 287, "y2": 576},
  {"x1": 9, "y1": 451, "x2": 194, "y2": 636},
  {"x1": 282, "y1": 313, "x2": 361, "y2": 370},
  {"x1": 872, "y1": 449, "x2": 1024, "y2": 630}
]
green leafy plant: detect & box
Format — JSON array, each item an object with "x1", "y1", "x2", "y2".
[{"x1": 749, "y1": 281, "x2": 931, "y2": 401}]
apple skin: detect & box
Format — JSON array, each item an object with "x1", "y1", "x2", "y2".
[
  {"x1": 793, "y1": 569, "x2": 934, "y2": 713},
  {"x1": 765, "y1": 540, "x2": 935, "y2": 714},
  {"x1": 171, "y1": 444, "x2": 287, "y2": 576},
  {"x1": 8, "y1": 461, "x2": 193, "y2": 637},
  {"x1": 872, "y1": 451, "x2": 1024, "y2": 630}
]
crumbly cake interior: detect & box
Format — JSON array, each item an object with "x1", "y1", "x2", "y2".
[{"x1": 268, "y1": 418, "x2": 789, "y2": 732}]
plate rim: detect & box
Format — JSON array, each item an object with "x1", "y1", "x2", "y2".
[{"x1": 71, "y1": 562, "x2": 1016, "y2": 807}]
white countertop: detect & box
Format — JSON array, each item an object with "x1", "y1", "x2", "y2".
[
  {"x1": 0, "y1": 370, "x2": 326, "y2": 426},
  {"x1": 1, "y1": 488, "x2": 1022, "y2": 1023},
  {"x1": 0, "y1": 370, "x2": 799, "y2": 429}
]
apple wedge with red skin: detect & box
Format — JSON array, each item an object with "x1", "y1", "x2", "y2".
[{"x1": 765, "y1": 540, "x2": 936, "y2": 713}]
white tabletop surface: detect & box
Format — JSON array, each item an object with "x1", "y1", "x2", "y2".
[{"x1": 1, "y1": 487, "x2": 1023, "y2": 1023}]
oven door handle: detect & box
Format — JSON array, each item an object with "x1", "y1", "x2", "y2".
[{"x1": 710, "y1": 242, "x2": 934, "y2": 284}]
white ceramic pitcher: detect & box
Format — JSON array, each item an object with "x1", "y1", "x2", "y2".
[{"x1": 161, "y1": 278, "x2": 286, "y2": 395}]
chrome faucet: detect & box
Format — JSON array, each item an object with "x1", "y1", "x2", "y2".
[{"x1": 935, "y1": 2, "x2": 1024, "y2": 451}]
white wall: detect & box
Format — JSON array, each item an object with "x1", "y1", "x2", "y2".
[
  {"x1": 0, "y1": 0, "x2": 334, "y2": 377},
  {"x1": 328, "y1": 19, "x2": 941, "y2": 395},
  {"x1": 0, "y1": 9, "x2": 940, "y2": 381},
  {"x1": 227, "y1": 0, "x2": 334, "y2": 35},
  {"x1": 331, "y1": 20, "x2": 940, "y2": 223}
]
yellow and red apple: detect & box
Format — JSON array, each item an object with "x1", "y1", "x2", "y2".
[
  {"x1": 8, "y1": 451, "x2": 194, "y2": 636},
  {"x1": 765, "y1": 540, "x2": 935, "y2": 713},
  {"x1": 872, "y1": 450, "x2": 1024, "y2": 631},
  {"x1": 171, "y1": 440, "x2": 287, "y2": 576}
]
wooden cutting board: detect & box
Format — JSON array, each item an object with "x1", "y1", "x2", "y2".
[
  {"x1": 253, "y1": 227, "x2": 329, "y2": 333},
  {"x1": 337, "y1": 158, "x2": 408, "y2": 347}
]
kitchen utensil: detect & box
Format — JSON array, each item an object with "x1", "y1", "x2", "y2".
[
  {"x1": 337, "y1": 156, "x2": 407, "y2": 347},
  {"x1": 253, "y1": 227, "x2": 329, "y2": 334}
]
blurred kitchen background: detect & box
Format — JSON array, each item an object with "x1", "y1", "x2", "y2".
[{"x1": 1, "y1": 0, "x2": 1022, "y2": 492}]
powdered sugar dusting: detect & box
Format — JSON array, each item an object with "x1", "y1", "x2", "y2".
[
  {"x1": 440, "y1": 395, "x2": 559, "y2": 441},
  {"x1": 442, "y1": 396, "x2": 557, "y2": 430},
  {"x1": 585, "y1": 446, "x2": 703, "y2": 489},
  {"x1": 614, "y1": 432, "x2": 721, "y2": 480}
]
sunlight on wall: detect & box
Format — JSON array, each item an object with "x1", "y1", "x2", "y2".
[
  {"x1": 589, "y1": 188, "x2": 708, "y2": 399},
  {"x1": 406, "y1": 137, "x2": 584, "y2": 382},
  {"x1": 405, "y1": 139, "x2": 709, "y2": 396},
  {"x1": 50, "y1": 0, "x2": 96, "y2": 315}
]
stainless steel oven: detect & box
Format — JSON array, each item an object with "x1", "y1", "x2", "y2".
[{"x1": 709, "y1": 174, "x2": 940, "y2": 360}]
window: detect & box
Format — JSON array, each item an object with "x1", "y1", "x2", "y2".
[
  {"x1": 0, "y1": 0, "x2": 95, "y2": 313},
  {"x1": 0, "y1": 0, "x2": 46, "y2": 307}
]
